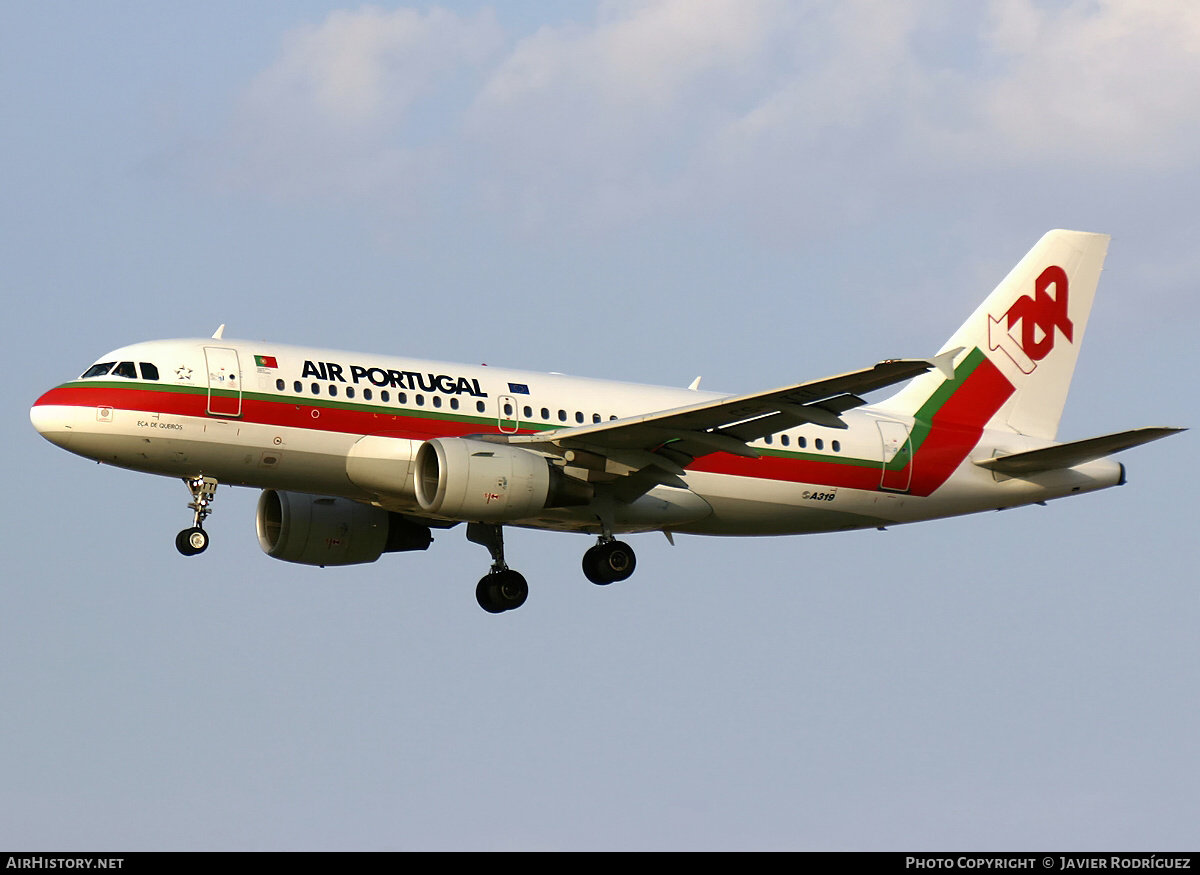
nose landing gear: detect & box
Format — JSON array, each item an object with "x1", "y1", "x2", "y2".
[{"x1": 176, "y1": 476, "x2": 218, "y2": 556}]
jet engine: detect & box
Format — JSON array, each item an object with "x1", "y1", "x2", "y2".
[
  {"x1": 256, "y1": 490, "x2": 432, "y2": 566},
  {"x1": 414, "y1": 437, "x2": 592, "y2": 521}
]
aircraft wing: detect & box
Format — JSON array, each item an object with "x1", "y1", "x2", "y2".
[{"x1": 499, "y1": 351, "x2": 958, "y2": 486}]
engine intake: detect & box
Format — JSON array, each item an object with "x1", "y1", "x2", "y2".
[
  {"x1": 256, "y1": 490, "x2": 432, "y2": 566},
  {"x1": 414, "y1": 437, "x2": 591, "y2": 521}
]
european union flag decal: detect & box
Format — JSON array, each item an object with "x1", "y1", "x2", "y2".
[{"x1": 507, "y1": 383, "x2": 530, "y2": 395}]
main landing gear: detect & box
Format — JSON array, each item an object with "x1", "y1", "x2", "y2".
[
  {"x1": 466, "y1": 524, "x2": 641, "y2": 613},
  {"x1": 176, "y1": 475, "x2": 218, "y2": 556},
  {"x1": 467, "y1": 523, "x2": 529, "y2": 614},
  {"x1": 582, "y1": 538, "x2": 637, "y2": 585}
]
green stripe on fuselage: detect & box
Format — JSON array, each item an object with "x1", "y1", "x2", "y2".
[
  {"x1": 64, "y1": 352, "x2": 989, "y2": 470},
  {"x1": 893, "y1": 347, "x2": 986, "y2": 469}
]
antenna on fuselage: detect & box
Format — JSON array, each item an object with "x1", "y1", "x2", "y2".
[{"x1": 212, "y1": 324, "x2": 225, "y2": 339}]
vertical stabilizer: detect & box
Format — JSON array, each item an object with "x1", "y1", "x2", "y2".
[{"x1": 879, "y1": 230, "x2": 1110, "y2": 440}]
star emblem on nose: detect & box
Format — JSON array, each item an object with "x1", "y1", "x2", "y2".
[{"x1": 176, "y1": 366, "x2": 192, "y2": 381}]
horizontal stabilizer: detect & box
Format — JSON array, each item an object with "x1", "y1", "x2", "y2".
[{"x1": 975, "y1": 427, "x2": 1185, "y2": 476}]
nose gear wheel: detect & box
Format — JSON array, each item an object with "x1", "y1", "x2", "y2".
[
  {"x1": 176, "y1": 476, "x2": 218, "y2": 557},
  {"x1": 175, "y1": 526, "x2": 209, "y2": 556}
]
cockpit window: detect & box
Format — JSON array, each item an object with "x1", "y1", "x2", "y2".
[
  {"x1": 111, "y1": 361, "x2": 138, "y2": 379},
  {"x1": 81, "y1": 362, "x2": 115, "y2": 378},
  {"x1": 139, "y1": 363, "x2": 159, "y2": 380}
]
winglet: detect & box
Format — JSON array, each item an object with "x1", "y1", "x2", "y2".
[
  {"x1": 212, "y1": 324, "x2": 226, "y2": 340},
  {"x1": 688, "y1": 377, "x2": 702, "y2": 391},
  {"x1": 929, "y1": 346, "x2": 963, "y2": 380}
]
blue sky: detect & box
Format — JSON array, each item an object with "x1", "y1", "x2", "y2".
[{"x1": 2, "y1": 1, "x2": 1196, "y2": 850}]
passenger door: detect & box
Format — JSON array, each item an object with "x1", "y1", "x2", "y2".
[
  {"x1": 877, "y1": 420, "x2": 912, "y2": 492},
  {"x1": 204, "y1": 347, "x2": 242, "y2": 417}
]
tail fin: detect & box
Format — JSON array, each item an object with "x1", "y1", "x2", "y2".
[{"x1": 880, "y1": 230, "x2": 1110, "y2": 439}]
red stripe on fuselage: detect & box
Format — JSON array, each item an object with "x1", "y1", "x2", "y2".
[
  {"x1": 32, "y1": 385, "x2": 488, "y2": 441},
  {"x1": 907, "y1": 354, "x2": 1013, "y2": 495},
  {"x1": 690, "y1": 355, "x2": 1014, "y2": 495},
  {"x1": 35, "y1": 356, "x2": 1014, "y2": 496}
]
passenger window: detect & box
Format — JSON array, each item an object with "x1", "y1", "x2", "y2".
[
  {"x1": 346, "y1": 387, "x2": 355, "y2": 399},
  {"x1": 503, "y1": 402, "x2": 512, "y2": 416},
  {"x1": 815, "y1": 438, "x2": 824, "y2": 451},
  {"x1": 593, "y1": 413, "x2": 601, "y2": 423},
  {"x1": 363, "y1": 388, "x2": 373, "y2": 401},
  {"x1": 311, "y1": 383, "x2": 320, "y2": 395},
  {"x1": 558, "y1": 409, "x2": 567, "y2": 422},
  {"x1": 140, "y1": 363, "x2": 159, "y2": 380},
  {"x1": 798, "y1": 436, "x2": 807, "y2": 448},
  {"x1": 476, "y1": 400, "x2": 485, "y2": 413},
  {"x1": 451, "y1": 398, "x2": 459, "y2": 410},
  {"x1": 541, "y1": 408, "x2": 550, "y2": 420},
  {"x1": 381, "y1": 390, "x2": 390, "y2": 402},
  {"x1": 781, "y1": 435, "x2": 790, "y2": 447},
  {"x1": 416, "y1": 395, "x2": 425, "y2": 406},
  {"x1": 328, "y1": 385, "x2": 338, "y2": 397},
  {"x1": 112, "y1": 361, "x2": 137, "y2": 379},
  {"x1": 398, "y1": 392, "x2": 407, "y2": 404},
  {"x1": 832, "y1": 440, "x2": 841, "y2": 452},
  {"x1": 764, "y1": 435, "x2": 773, "y2": 445},
  {"x1": 575, "y1": 412, "x2": 583, "y2": 423},
  {"x1": 433, "y1": 396, "x2": 442, "y2": 408},
  {"x1": 275, "y1": 379, "x2": 284, "y2": 391},
  {"x1": 81, "y1": 362, "x2": 115, "y2": 378},
  {"x1": 524, "y1": 406, "x2": 533, "y2": 419}
]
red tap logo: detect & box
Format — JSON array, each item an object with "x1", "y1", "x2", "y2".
[{"x1": 988, "y1": 265, "x2": 1072, "y2": 374}]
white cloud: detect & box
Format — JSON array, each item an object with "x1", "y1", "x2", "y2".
[
  {"x1": 477, "y1": 0, "x2": 786, "y2": 110},
  {"x1": 247, "y1": 5, "x2": 501, "y2": 126},
  {"x1": 966, "y1": 0, "x2": 1200, "y2": 167},
  {"x1": 210, "y1": 1, "x2": 1200, "y2": 227},
  {"x1": 456, "y1": 0, "x2": 801, "y2": 226},
  {"x1": 218, "y1": 5, "x2": 502, "y2": 200}
]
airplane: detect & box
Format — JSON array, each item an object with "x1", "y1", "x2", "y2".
[{"x1": 30, "y1": 230, "x2": 1182, "y2": 613}]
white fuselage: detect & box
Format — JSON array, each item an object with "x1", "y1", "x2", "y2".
[{"x1": 30, "y1": 337, "x2": 1123, "y2": 539}]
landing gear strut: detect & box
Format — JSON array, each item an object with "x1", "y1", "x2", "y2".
[
  {"x1": 176, "y1": 476, "x2": 218, "y2": 556},
  {"x1": 582, "y1": 538, "x2": 636, "y2": 585},
  {"x1": 467, "y1": 523, "x2": 528, "y2": 613}
]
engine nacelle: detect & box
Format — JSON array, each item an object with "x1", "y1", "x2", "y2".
[
  {"x1": 415, "y1": 437, "x2": 592, "y2": 521},
  {"x1": 256, "y1": 490, "x2": 432, "y2": 566},
  {"x1": 345, "y1": 434, "x2": 419, "y2": 501}
]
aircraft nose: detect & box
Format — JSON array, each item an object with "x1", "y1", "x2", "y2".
[{"x1": 30, "y1": 395, "x2": 76, "y2": 450}]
